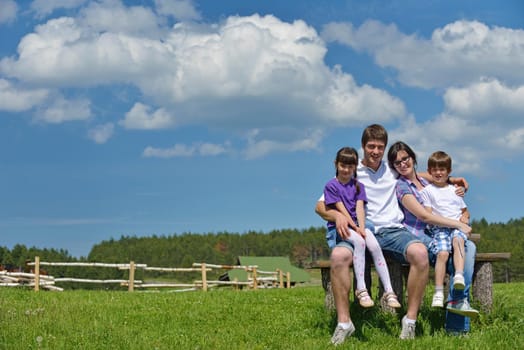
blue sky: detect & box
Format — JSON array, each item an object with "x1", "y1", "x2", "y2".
[{"x1": 1, "y1": 0, "x2": 523, "y2": 258}]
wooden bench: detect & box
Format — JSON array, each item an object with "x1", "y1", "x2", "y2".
[{"x1": 311, "y1": 234, "x2": 510, "y2": 313}]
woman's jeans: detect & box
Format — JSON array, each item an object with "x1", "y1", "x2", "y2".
[{"x1": 445, "y1": 239, "x2": 476, "y2": 333}]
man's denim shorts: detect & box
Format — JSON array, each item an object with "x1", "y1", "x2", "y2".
[
  {"x1": 374, "y1": 226, "x2": 422, "y2": 264},
  {"x1": 326, "y1": 227, "x2": 354, "y2": 253}
]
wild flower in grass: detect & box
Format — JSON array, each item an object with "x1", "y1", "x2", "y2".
[
  {"x1": 6, "y1": 308, "x2": 17, "y2": 318},
  {"x1": 36, "y1": 335, "x2": 43, "y2": 347},
  {"x1": 24, "y1": 307, "x2": 45, "y2": 316}
]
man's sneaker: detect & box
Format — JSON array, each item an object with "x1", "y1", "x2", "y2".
[
  {"x1": 399, "y1": 315, "x2": 416, "y2": 339},
  {"x1": 432, "y1": 293, "x2": 444, "y2": 308},
  {"x1": 446, "y1": 299, "x2": 479, "y2": 318},
  {"x1": 330, "y1": 323, "x2": 355, "y2": 346},
  {"x1": 453, "y1": 274, "x2": 465, "y2": 290}
]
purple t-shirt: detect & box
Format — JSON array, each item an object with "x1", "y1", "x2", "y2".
[
  {"x1": 395, "y1": 176, "x2": 430, "y2": 237},
  {"x1": 324, "y1": 178, "x2": 367, "y2": 229}
]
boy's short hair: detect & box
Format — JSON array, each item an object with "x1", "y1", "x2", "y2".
[
  {"x1": 428, "y1": 151, "x2": 452, "y2": 172},
  {"x1": 361, "y1": 124, "x2": 388, "y2": 148}
]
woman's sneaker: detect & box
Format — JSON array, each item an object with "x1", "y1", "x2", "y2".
[{"x1": 446, "y1": 299, "x2": 479, "y2": 317}]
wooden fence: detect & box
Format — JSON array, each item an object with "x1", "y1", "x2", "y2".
[{"x1": 0, "y1": 256, "x2": 291, "y2": 292}]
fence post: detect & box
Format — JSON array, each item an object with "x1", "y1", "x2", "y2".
[
  {"x1": 34, "y1": 256, "x2": 40, "y2": 292},
  {"x1": 201, "y1": 263, "x2": 208, "y2": 291},
  {"x1": 252, "y1": 267, "x2": 258, "y2": 290},
  {"x1": 128, "y1": 261, "x2": 135, "y2": 292},
  {"x1": 278, "y1": 269, "x2": 284, "y2": 288},
  {"x1": 286, "y1": 272, "x2": 291, "y2": 288}
]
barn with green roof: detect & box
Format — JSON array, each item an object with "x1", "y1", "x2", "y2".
[{"x1": 224, "y1": 256, "x2": 310, "y2": 286}]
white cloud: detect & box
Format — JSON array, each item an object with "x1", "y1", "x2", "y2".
[
  {"x1": 390, "y1": 79, "x2": 524, "y2": 174},
  {"x1": 154, "y1": 0, "x2": 201, "y2": 21},
  {"x1": 119, "y1": 102, "x2": 175, "y2": 130},
  {"x1": 88, "y1": 122, "x2": 114, "y2": 144},
  {"x1": 80, "y1": 0, "x2": 163, "y2": 37},
  {"x1": 0, "y1": 79, "x2": 49, "y2": 111},
  {"x1": 440, "y1": 79, "x2": 524, "y2": 160},
  {"x1": 36, "y1": 96, "x2": 91, "y2": 123},
  {"x1": 502, "y1": 128, "x2": 524, "y2": 150},
  {"x1": 0, "y1": 13, "x2": 405, "y2": 131},
  {"x1": 316, "y1": 66, "x2": 405, "y2": 125},
  {"x1": 0, "y1": 0, "x2": 17, "y2": 24},
  {"x1": 443, "y1": 79, "x2": 524, "y2": 123},
  {"x1": 1, "y1": 4, "x2": 167, "y2": 86},
  {"x1": 3, "y1": 3, "x2": 522, "y2": 166},
  {"x1": 30, "y1": 0, "x2": 88, "y2": 18},
  {"x1": 199, "y1": 142, "x2": 230, "y2": 156},
  {"x1": 142, "y1": 142, "x2": 230, "y2": 158},
  {"x1": 389, "y1": 115, "x2": 484, "y2": 174},
  {"x1": 322, "y1": 19, "x2": 524, "y2": 174},
  {"x1": 322, "y1": 19, "x2": 524, "y2": 88},
  {"x1": 244, "y1": 128, "x2": 324, "y2": 159}
]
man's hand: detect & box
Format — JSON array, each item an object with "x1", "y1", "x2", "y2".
[
  {"x1": 335, "y1": 212, "x2": 352, "y2": 240},
  {"x1": 450, "y1": 176, "x2": 469, "y2": 197}
]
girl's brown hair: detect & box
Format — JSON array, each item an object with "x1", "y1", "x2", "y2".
[{"x1": 335, "y1": 147, "x2": 361, "y2": 194}]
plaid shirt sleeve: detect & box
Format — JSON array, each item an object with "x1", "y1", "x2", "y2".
[{"x1": 395, "y1": 178, "x2": 412, "y2": 201}]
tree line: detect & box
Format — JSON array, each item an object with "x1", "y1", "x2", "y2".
[{"x1": 1, "y1": 218, "x2": 522, "y2": 287}]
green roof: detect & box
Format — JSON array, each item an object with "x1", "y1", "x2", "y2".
[{"x1": 227, "y1": 256, "x2": 310, "y2": 283}]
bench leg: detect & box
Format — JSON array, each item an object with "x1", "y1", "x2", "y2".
[
  {"x1": 320, "y1": 268, "x2": 335, "y2": 310},
  {"x1": 473, "y1": 261, "x2": 493, "y2": 312}
]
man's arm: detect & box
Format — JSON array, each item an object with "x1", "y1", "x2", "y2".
[{"x1": 315, "y1": 200, "x2": 351, "y2": 239}]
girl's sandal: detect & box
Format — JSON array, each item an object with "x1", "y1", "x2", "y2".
[
  {"x1": 355, "y1": 289, "x2": 374, "y2": 308},
  {"x1": 382, "y1": 292, "x2": 401, "y2": 308}
]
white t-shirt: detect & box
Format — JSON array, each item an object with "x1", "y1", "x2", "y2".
[
  {"x1": 356, "y1": 160, "x2": 404, "y2": 232},
  {"x1": 420, "y1": 183, "x2": 466, "y2": 220}
]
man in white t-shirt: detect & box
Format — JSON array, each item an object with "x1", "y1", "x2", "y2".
[{"x1": 315, "y1": 124, "x2": 429, "y2": 342}]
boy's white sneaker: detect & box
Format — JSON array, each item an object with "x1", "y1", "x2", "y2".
[
  {"x1": 432, "y1": 293, "x2": 444, "y2": 308},
  {"x1": 453, "y1": 275, "x2": 465, "y2": 290}
]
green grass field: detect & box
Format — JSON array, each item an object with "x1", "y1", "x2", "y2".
[{"x1": 1, "y1": 283, "x2": 523, "y2": 349}]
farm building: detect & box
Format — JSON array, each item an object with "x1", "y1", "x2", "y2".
[{"x1": 223, "y1": 256, "x2": 310, "y2": 287}]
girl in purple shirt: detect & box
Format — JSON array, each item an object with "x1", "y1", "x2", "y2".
[{"x1": 324, "y1": 147, "x2": 401, "y2": 309}]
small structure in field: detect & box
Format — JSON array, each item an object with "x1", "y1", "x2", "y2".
[{"x1": 223, "y1": 256, "x2": 310, "y2": 288}]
